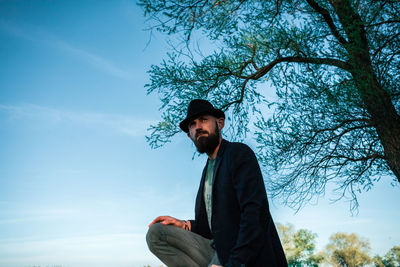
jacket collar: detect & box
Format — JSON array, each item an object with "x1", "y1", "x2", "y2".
[
  {"x1": 216, "y1": 139, "x2": 228, "y2": 159},
  {"x1": 211, "y1": 139, "x2": 228, "y2": 188}
]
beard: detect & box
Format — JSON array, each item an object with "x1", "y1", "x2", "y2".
[{"x1": 193, "y1": 123, "x2": 221, "y2": 154}]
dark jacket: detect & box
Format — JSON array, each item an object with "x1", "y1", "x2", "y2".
[{"x1": 189, "y1": 140, "x2": 287, "y2": 267}]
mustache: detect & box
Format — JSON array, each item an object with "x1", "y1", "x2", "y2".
[{"x1": 195, "y1": 130, "x2": 209, "y2": 138}]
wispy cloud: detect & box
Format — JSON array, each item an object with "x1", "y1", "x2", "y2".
[
  {"x1": 0, "y1": 208, "x2": 81, "y2": 225},
  {"x1": 0, "y1": 20, "x2": 132, "y2": 79},
  {"x1": 54, "y1": 41, "x2": 132, "y2": 79},
  {"x1": 0, "y1": 103, "x2": 154, "y2": 137}
]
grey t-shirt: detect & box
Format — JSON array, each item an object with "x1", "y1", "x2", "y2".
[
  {"x1": 203, "y1": 158, "x2": 215, "y2": 231},
  {"x1": 204, "y1": 158, "x2": 221, "y2": 266}
]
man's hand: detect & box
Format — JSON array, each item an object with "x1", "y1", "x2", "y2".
[
  {"x1": 148, "y1": 216, "x2": 186, "y2": 229},
  {"x1": 210, "y1": 265, "x2": 222, "y2": 267}
]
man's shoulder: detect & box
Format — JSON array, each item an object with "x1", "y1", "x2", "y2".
[
  {"x1": 221, "y1": 140, "x2": 261, "y2": 174},
  {"x1": 224, "y1": 139, "x2": 253, "y2": 150},
  {"x1": 222, "y1": 140, "x2": 255, "y2": 155}
]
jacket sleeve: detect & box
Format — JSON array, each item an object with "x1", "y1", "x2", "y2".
[
  {"x1": 189, "y1": 219, "x2": 198, "y2": 233},
  {"x1": 226, "y1": 144, "x2": 270, "y2": 267}
]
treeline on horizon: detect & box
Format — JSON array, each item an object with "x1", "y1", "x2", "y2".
[{"x1": 276, "y1": 223, "x2": 399, "y2": 266}]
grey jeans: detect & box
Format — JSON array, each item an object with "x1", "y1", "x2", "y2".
[{"x1": 146, "y1": 223, "x2": 221, "y2": 267}]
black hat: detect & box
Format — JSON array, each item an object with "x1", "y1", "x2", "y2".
[{"x1": 179, "y1": 99, "x2": 225, "y2": 132}]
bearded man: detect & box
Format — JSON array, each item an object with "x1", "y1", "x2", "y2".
[{"x1": 146, "y1": 99, "x2": 287, "y2": 267}]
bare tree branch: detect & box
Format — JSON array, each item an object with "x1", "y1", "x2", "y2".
[
  {"x1": 306, "y1": 0, "x2": 348, "y2": 44},
  {"x1": 367, "y1": 19, "x2": 400, "y2": 28},
  {"x1": 250, "y1": 56, "x2": 350, "y2": 80}
]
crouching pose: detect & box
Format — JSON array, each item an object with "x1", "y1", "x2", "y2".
[{"x1": 146, "y1": 99, "x2": 287, "y2": 267}]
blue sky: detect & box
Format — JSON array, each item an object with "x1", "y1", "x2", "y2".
[{"x1": 0, "y1": 1, "x2": 399, "y2": 267}]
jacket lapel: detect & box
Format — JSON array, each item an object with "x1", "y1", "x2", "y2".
[
  {"x1": 212, "y1": 139, "x2": 227, "y2": 188},
  {"x1": 209, "y1": 140, "x2": 228, "y2": 229}
]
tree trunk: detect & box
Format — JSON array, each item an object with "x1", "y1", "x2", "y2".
[
  {"x1": 353, "y1": 74, "x2": 400, "y2": 183},
  {"x1": 331, "y1": 0, "x2": 400, "y2": 182}
]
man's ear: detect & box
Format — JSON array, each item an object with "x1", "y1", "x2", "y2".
[
  {"x1": 217, "y1": 117, "x2": 225, "y2": 130},
  {"x1": 187, "y1": 132, "x2": 191, "y2": 139}
]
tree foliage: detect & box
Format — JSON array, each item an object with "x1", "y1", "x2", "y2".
[
  {"x1": 326, "y1": 232, "x2": 371, "y2": 267},
  {"x1": 374, "y1": 246, "x2": 400, "y2": 267},
  {"x1": 277, "y1": 223, "x2": 324, "y2": 266},
  {"x1": 139, "y1": 0, "x2": 400, "y2": 210}
]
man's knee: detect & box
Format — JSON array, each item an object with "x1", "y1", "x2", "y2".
[{"x1": 146, "y1": 223, "x2": 165, "y2": 250}]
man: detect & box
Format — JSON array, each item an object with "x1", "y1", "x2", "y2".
[{"x1": 146, "y1": 99, "x2": 287, "y2": 267}]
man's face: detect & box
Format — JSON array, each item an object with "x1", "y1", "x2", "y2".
[{"x1": 187, "y1": 115, "x2": 224, "y2": 154}]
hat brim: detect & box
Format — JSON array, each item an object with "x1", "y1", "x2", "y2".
[{"x1": 179, "y1": 109, "x2": 225, "y2": 133}]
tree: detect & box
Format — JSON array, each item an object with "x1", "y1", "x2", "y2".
[
  {"x1": 374, "y1": 255, "x2": 386, "y2": 267},
  {"x1": 277, "y1": 223, "x2": 324, "y2": 266},
  {"x1": 139, "y1": 0, "x2": 400, "y2": 209},
  {"x1": 384, "y1": 246, "x2": 400, "y2": 266},
  {"x1": 374, "y1": 246, "x2": 400, "y2": 267},
  {"x1": 325, "y1": 232, "x2": 371, "y2": 266}
]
